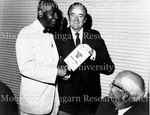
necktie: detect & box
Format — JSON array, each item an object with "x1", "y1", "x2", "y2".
[
  {"x1": 113, "y1": 108, "x2": 118, "y2": 115},
  {"x1": 75, "y1": 32, "x2": 80, "y2": 47}
]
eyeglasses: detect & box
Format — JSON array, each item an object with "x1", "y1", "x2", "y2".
[
  {"x1": 109, "y1": 82, "x2": 130, "y2": 99},
  {"x1": 109, "y1": 82, "x2": 125, "y2": 92}
]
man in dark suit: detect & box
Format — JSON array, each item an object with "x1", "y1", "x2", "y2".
[
  {"x1": 0, "y1": 81, "x2": 19, "y2": 115},
  {"x1": 96, "y1": 70, "x2": 149, "y2": 115},
  {"x1": 55, "y1": 2, "x2": 115, "y2": 115}
]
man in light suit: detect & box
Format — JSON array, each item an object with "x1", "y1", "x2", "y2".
[
  {"x1": 96, "y1": 70, "x2": 149, "y2": 115},
  {"x1": 55, "y1": 2, "x2": 115, "y2": 115},
  {"x1": 16, "y1": 0, "x2": 67, "y2": 115}
]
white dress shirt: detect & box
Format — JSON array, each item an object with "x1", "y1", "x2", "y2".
[
  {"x1": 71, "y1": 27, "x2": 83, "y2": 45},
  {"x1": 118, "y1": 106, "x2": 132, "y2": 115}
]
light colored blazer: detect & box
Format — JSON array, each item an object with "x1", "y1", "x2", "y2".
[{"x1": 16, "y1": 20, "x2": 59, "y2": 114}]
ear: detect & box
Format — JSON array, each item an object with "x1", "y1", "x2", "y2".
[
  {"x1": 122, "y1": 92, "x2": 129, "y2": 101},
  {"x1": 38, "y1": 10, "x2": 43, "y2": 18}
]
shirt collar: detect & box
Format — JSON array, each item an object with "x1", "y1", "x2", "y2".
[
  {"x1": 70, "y1": 27, "x2": 83, "y2": 44},
  {"x1": 118, "y1": 106, "x2": 132, "y2": 115},
  {"x1": 70, "y1": 27, "x2": 83, "y2": 36}
]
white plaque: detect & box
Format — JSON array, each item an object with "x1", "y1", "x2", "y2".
[{"x1": 64, "y1": 44, "x2": 90, "y2": 71}]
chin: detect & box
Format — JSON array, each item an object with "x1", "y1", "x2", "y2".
[
  {"x1": 74, "y1": 26, "x2": 80, "y2": 29},
  {"x1": 72, "y1": 27, "x2": 80, "y2": 31},
  {"x1": 48, "y1": 25, "x2": 55, "y2": 29}
]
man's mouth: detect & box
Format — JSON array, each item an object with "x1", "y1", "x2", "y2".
[
  {"x1": 74, "y1": 22, "x2": 79, "y2": 24},
  {"x1": 51, "y1": 20, "x2": 57, "y2": 25}
]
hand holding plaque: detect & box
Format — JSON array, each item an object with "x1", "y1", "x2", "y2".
[{"x1": 64, "y1": 44, "x2": 92, "y2": 71}]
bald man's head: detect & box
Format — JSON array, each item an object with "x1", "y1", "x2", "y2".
[{"x1": 115, "y1": 70, "x2": 145, "y2": 100}]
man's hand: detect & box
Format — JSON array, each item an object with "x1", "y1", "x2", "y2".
[
  {"x1": 81, "y1": 44, "x2": 96, "y2": 61},
  {"x1": 57, "y1": 68, "x2": 67, "y2": 77},
  {"x1": 63, "y1": 75, "x2": 71, "y2": 81},
  {"x1": 81, "y1": 44, "x2": 93, "y2": 56}
]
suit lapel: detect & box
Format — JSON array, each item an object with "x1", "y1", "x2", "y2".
[
  {"x1": 67, "y1": 28, "x2": 76, "y2": 48},
  {"x1": 60, "y1": 28, "x2": 76, "y2": 58},
  {"x1": 82, "y1": 28, "x2": 95, "y2": 49}
]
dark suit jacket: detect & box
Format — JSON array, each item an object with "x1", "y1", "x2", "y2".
[
  {"x1": 96, "y1": 97, "x2": 149, "y2": 115},
  {"x1": 0, "y1": 81, "x2": 19, "y2": 115},
  {"x1": 55, "y1": 27, "x2": 115, "y2": 115}
]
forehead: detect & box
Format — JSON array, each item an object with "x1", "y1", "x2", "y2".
[
  {"x1": 70, "y1": 5, "x2": 86, "y2": 15},
  {"x1": 114, "y1": 77, "x2": 134, "y2": 89}
]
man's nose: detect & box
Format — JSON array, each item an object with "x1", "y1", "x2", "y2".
[{"x1": 74, "y1": 16, "x2": 79, "y2": 21}]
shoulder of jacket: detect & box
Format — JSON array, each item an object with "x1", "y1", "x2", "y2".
[
  {"x1": 91, "y1": 29, "x2": 100, "y2": 34},
  {"x1": 19, "y1": 23, "x2": 34, "y2": 35}
]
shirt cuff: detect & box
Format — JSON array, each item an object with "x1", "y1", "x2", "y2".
[{"x1": 90, "y1": 49, "x2": 96, "y2": 61}]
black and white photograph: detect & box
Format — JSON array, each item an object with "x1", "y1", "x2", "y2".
[{"x1": 0, "y1": 0, "x2": 149, "y2": 115}]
